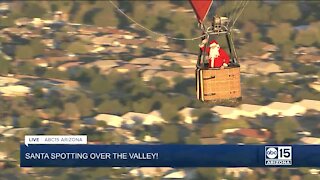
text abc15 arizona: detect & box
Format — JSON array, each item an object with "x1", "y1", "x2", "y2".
[{"x1": 265, "y1": 146, "x2": 292, "y2": 166}]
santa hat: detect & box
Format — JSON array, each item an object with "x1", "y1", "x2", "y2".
[{"x1": 209, "y1": 40, "x2": 219, "y2": 48}]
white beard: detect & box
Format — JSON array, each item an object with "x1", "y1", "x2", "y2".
[{"x1": 209, "y1": 47, "x2": 220, "y2": 59}]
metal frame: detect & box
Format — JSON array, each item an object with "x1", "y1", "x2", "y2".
[{"x1": 197, "y1": 21, "x2": 239, "y2": 69}]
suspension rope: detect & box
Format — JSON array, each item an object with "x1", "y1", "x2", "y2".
[
  {"x1": 109, "y1": 0, "x2": 206, "y2": 41},
  {"x1": 227, "y1": 1, "x2": 246, "y2": 28},
  {"x1": 226, "y1": 1, "x2": 241, "y2": 27},
  {"x1": 226, "y1": 1, "x2": 238, "y2": 21},
  {"x1": 230, "y1": 1, "x2": 249, "y2": 28},
  {"x1": 228, "y1": 1, "x2": 241, "y2": 21}
]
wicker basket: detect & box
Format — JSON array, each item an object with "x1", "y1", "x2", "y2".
[{"x1": 196, "y1": 66, "x2": 241, "y2": 103}]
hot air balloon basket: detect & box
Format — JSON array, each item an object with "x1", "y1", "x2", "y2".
[{"x1": 196, "y1": 66, "x2": 241, "y2": 105}]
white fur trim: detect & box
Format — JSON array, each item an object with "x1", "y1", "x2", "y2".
[
  {"x1": 209, "y1": 46, "x2": 220, "y2": 59},
  {"x1": 210, "y1": 43, "x2": 217, "y2": 47},
  {"x1": 210, "y1": 59, "x2": 214, "y2": 67}
]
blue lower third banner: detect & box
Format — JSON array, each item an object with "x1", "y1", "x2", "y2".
[{"x1": 20, "y1": 145, "x2": 320, "y2": 167}]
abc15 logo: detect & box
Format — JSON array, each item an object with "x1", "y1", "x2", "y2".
[{"x1": 265, "y1": 146, "x2": 292, "y2": 160}]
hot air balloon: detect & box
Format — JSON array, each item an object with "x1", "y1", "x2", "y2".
[
  {"x1": 190, "y1": 0, "x2": 247, "y2": 104},
  {"x1": 109, "y1": 0, "x2": 247, "y2": 104}
]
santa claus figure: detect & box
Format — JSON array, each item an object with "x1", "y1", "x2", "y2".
[{"x1": 199, "y1": 39, "x2": 230, "y2": 68}]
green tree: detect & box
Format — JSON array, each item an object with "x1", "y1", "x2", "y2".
[
  {"x1": 66, "y1": 41, "x2": 88, "y2": 54},
  {"x1": 173, "y1": 78, "x2": 195, "y2": 95},
  {"x1": 129, "y1": 83, "x2": 152, "y2": 99},
  {"x1": 152, "y1": 16, "x2": 171, "y2": 33},
  {"x1": 263, "y1": 77, "x2": 285, "y2": 93},
  {"x1": 1, "y1": 116, "x2": 13, "y2": 126},
  {"x1": 279, "y1": 169, "x2": 291, "y2": 180},
  {"x1": 303, "y1": 174, "x2": 320, "y2": 180},
  {"x1": 30, "y1": 39, "x2": 45, "y2": 56},
  {"x1": 295, "y1": 25, "x2": 319, "y2": 46},
  {"x1": 185, "y1": 133, "x2": 201, "y2": 144},
  {"x1": 34, "y1": 66, "x2": 46, "y2": 77},
  {"x1": 63, "y1": 103, "x2": 80, "y2": 120},
  {"x1": 246, "y1": 172, "x2": 259, "y2": 180},
  {"x1": 171, "y1": 94, "x2": 190, "y2": 109},
  {"x1": 192, "y1": 108, "x2": 216, "y2": 123},
  {"x1": 280, "y1": 41, "x2": 295, "y2": 59},
  {"x1": 150, "y1": 77, "x2": 170, "y2": 92},
  {"x1": 169, "y1": 0, "x2": 189, "y2": 7},
  {"x1": 271, "y1": 2, "x2": 301, "y2": 22},
  {"x1": 18, "y1": 116, "x2": 40, "y2": 128},
  {"x1": 132, "y1": 2, "x2": 157, "y2": 33},
  {"x1": 75, "y1": 95, "x2": 94, "y2": 117},
  {"x1": 237, "y1": 41, "x2": 264, "y2": 57},
  {"x1": 161, "y1": 63, "x2": 183, "y2": 72},
  {"x1": 22, "y1": 2, "x2": 47, "y2": 18},
  {"x1": 267, "y1": 23, "x2": 293, "y2": 45},
  {"x1": 46, "y1": 107, "x2": 63, "y2": 120},
  {"x1": 167, "y1": 12, "x2": 195, "y2": 42},
  {"x1": 196, "y1": 168, "x2": 220, "y2": 179},
  {"x1": 132, "y1": 98, "x2": 154, "y2": 113},
  {"x1": 160, "y1": 103, "x2": 181, "y2": 123},
  {"x1": 93, "y1": 9, "x2": 118, "y2": 27},
  {"x1": 83, "y1": 8, "x2": 102, "y2": 25},
  {"x1": 159, "y1": 125, "x2": 179, "y2": 143},
  {"x1": 0, "y1": 55, "x2": 10, "y2": 74},
  {"x1": 258, "y1": 3, "x2": 272, "y2": 23},
  {"x1": 15, "y1": 62, "x2": 34, "y2": 75},
  {"x1": 15, "y1": 46, "x2": 34, "y2": 59},
  {"x1": 116, "y1": 1, "x2": 133, "y2": 29},
  {"x1": 225, "y1": 1, "x2": 271, "y2": 25},
  {"x1": 89, "y1": 76, "x2": 112, "y2": 95},
  {"x1": 274, "y1": 117, "x2": 300, "y2": 143},
  {"x1": 43, "y1": 68, "x2": 69, "y2": 79},
  {"x1": 45, "y1": 124, "x2": 64, "y2": 135},
  {"x1": 97, "y1": 99, "x2": 128, "y2": 115},
  {"x1": 0, "y1": 15, "x2": 15, "y2": 28},
  {"x1": 1, "y1": 138, "x2": 19, "y2": 155},
  {"x1": 265, "y1": 171, "x2": 275, "y2": 180},
  {"x1": 198, "y1": 112, "x2": 216, "y2": 124},
  {"x1": 70, "y1": 120, "x2": 81, "y2": 133},
  {"x1": 242, "y1": 21, "x2": 258, "y2": 34}
]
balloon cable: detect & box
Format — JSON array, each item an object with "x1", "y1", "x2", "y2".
[{"x1": 109, "y1": 0, "x2": 206, "y2": 41}]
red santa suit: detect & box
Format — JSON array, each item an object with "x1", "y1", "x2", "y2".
[{"x1": 200, "y1": 40, "x2": 230, "y2": 68}]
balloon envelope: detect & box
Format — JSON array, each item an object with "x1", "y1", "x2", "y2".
[{"x1": 189, "y1": 0, "x2": 213, "y2": 23}]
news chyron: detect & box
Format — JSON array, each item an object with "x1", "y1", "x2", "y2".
[{"x1": 265, "y1": 146, "x2": 292, "y2": 166}]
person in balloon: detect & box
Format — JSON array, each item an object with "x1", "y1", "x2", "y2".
[{"x1": 199, "y1": 38, "x2": 230, "y2": 69}]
